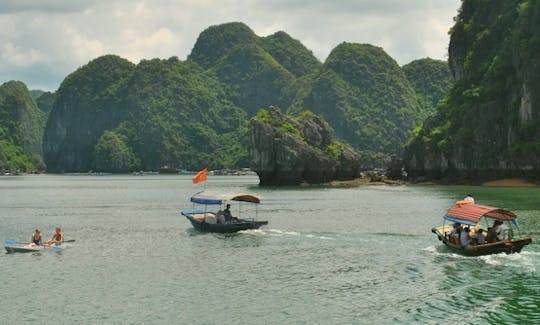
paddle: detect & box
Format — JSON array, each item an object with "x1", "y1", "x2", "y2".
[{"x1": 51, "y1": 245, "x2": 62, "y2": 252}]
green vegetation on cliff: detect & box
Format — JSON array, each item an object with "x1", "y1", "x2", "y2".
[
  {"x1": 0, "y1": 81, "x2": 46, "y2": 172},
  {"x1": 260, "y1": 31, "x2": 322, "y2": 77},
  {"x1": 43, "y1": 55, "x2": 136, "y2": 172},
  {"x1": 404, "y1": 0, "x2": 540, "y2": 180},
  {"x1": 44, "y1": 55, "x2": 249, "y2": 172},
  {"x1": 29, "y1": 21, "x2": 452, "y2": 173},
  {"x1": 293, "y1": 43, "x2": 423, "y2": 155},
  {"x1": 402, "y1": 58, "x2": 452, "y2": 115},
  {"x1": 114, "y1": 57, "x2": 249, "y2": 171}
]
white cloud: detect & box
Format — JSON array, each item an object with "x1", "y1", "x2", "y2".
[{"x1": 0, "y1": 0, "x2": 461, "y2": 91}]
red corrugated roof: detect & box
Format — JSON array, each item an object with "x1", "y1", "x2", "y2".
[{"x1": 446, "y1": 203, "x2": 516, "y2": 223}]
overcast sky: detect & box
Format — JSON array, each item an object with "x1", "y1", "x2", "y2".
[{"x1": 0, "y1": 0, "x2": 461, "y2": 91}]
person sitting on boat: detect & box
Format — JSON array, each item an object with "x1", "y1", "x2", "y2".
[
  {"x1": 475, "y1": 229, "x2": 486, "y2": 245},
  {"x1": 460, "y1": 227, "x2": 471, "y2": 247},
  {"x1": 486, "y1": 220, "x2": 502, "y2": 243},
  {"x1": 29, "y1": 228, "x2": 42, "y2": 246},
  {"x1": 216, "y1": 210, "x2": 226, "y2": 224},
  {"x1": 448, "y1": 223, "x2": 461, "y2": 244},
  {"x1": 485, "y1": 227, "x2": 496, "y2": 243},
  {"x1": 463, "y1": 193, "x2": 475, "y2": 203},
  {"x1": 47, "y1": 227, "x2": 64, "y2": 245},
  {"x1": 223, "y1": 204, "x2": 238, "y2": 223},
  {"x1": 494, "y1": 220, "x2": 508, "y2": 240}
]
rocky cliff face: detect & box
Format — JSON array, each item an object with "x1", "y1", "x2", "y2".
[
  {"x1": 250, "y1": 108, "x2": 360, "y2": 185},
  {"x1": 404, "y1": 0, "x2": 540, "y2": 181},
  {"x1": 43, "y1": 55, "x2": 135, "y2": 172}
]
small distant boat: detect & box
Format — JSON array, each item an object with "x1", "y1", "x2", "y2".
[
  {"x1": 159, "y1": 166, "x2": 178, "y2": 174},
  {"x1": 431, "y1": 202, "x2": 532, "y2": 256},
  {"x1": 181, "y1": 191, "x2": 268, "y2": 233}
]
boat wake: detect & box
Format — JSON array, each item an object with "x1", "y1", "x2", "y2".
[
  {"x1": 479, "y1": 251, "x2": 538, "y2": 270},
  {"x1": 424, "y1": 245, "x2": 538, "y2": 271},
  {"x1": 242, "y1": 228, "x2": 335, "y2": 240}
]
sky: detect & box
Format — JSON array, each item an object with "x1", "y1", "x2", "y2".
[{"x1": 0, "y1": 0, "x2": 461, "y2": 91}]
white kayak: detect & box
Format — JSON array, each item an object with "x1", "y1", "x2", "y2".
[{"x1": 4, "y1": 243, "x2": 64, "y2": 254}]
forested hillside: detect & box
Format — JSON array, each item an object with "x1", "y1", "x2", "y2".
[
  {"x1": 291, "y1": 43, "x2": 423, "y2": 155},
  {"x1": 402, "y1": 58, "x2": 452, "y2": 116},
  {"x1": 0, "y1": 81, "x2": 46, "y2": 172},
  {"x1": 404, "y1": 0, "x2": 540, "y2": 181},
  {"x1": 2, "y1": 22, "x2": 451, "y2": 173}
]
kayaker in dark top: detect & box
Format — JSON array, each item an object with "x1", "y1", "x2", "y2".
[
  {"x1": 31, "y1": 228, "x2": 42, "y2": 246},
  {"x1": 47, "y1": 227, "x2": 64, "y2": 245}
]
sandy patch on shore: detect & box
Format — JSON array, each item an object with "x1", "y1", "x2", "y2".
[{"x1": 482, "y1": 178, "x2": 536, "y2": 187}]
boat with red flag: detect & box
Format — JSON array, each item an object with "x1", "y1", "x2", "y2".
[{"x1": 431, "y1": 201, "x2": 532, "y2": 256}]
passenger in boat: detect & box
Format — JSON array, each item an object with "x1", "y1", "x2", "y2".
[
  {"x1": 216, "y1": 210, "x2": 226, "y2": 224},
  {"x1": 47, "y1": 227, "x2": 64, "y2": 245},
  {"x1": 486, "y1": 221, "x2": 502, "y2": 243},
  {"x1": 460, "y1": 227, "x2": 471, "y2": 247},
  {"x1": 29, "y1": 228, "x2": 42, "y2": 246},
  {"x1": 475, "y1": 229, "x2": 486, "y2": 245},
  {"x1": 448, "y1": 223, "x2": 461, "y2": 244},
  {"x1": 494, "y1": 220, "x2": 506, "y2": 240},
  {"x1": 224, "y1": 204, "x2": 238, "y2": 223},
  {"x1": 463, "y1": 193, "x2": 475, "y2": 203}
]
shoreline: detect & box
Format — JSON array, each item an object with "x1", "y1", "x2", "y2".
[
  {"x1": 323, "y1": 177, "x2": 537, "y2": 188},
  {"x1": 3, "y1": 173, "x2": 538, "y2": 188}
]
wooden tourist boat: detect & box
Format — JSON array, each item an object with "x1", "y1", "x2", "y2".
[
  {"x1": 181, "y1": 191, "x2": 268, "y2": 233},
  {"x1": 431, "y1": 202, "x2": 532, "y2": 256}
]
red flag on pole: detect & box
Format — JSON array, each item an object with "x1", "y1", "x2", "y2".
[{"x1": 192, "y1": 168, "x2": 208, "y2": 184}]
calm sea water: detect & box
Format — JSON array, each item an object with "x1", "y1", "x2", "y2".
[{"x1": 1, "y1": 175, "x2": 539, "y2": 324}]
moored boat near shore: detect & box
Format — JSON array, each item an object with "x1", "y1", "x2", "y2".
[{"x1": 431, "y1": 202, "x2": 532, "y2": 256}]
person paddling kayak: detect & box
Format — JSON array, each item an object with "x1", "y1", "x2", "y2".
[
  {"x1": 28, "y1": 228, "x2": 42, "y2": 246},
  {"x1": 47, "y1": 227, "x2": 64, "y2": 245}
]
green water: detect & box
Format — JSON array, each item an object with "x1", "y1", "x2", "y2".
[{"x1": 1, "y1": 175, "x2": 539, "y2": 323}]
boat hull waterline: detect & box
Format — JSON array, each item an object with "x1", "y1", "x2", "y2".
[{"x1": 4, "y1": 244, "x2": 64, "y2": 254}]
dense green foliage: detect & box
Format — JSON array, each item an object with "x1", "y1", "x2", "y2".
[
  {"x1": 404, "y1": 0, "x2": 540, "y2": 180},
  {"x1": 292, "y1": 43, "x2": 423, "y2": 155},
  {"x1": 35, "y1": 91, "x2": 55, "y2": 114},
  {"x1": 115, "y1": 57, "x2": 249, "y2": 170},
  {"x1": 0, "y1": 81, "x2": 46, "y2": 172},
  {"x1": 402, "y1": 58, "x2": 453, "y2": 115},
  {"x1": 2, "y1": 22, "x2": 452, "y2": 173},
  {"x1": 43, "y1": 55, "x2": 136, "y2": 172},
  {"x1": 189, "y1": 22, "x2": 259, "y2": 69},
  {"x1": 260, "y1": 31, "x2": 322, "y2": 77},
  {"x1": 43, "y1": 55, "x2": 249, "y2": 172},
  {"x1": 93, "y1": 131, "x2": 139, "y2": 172}
]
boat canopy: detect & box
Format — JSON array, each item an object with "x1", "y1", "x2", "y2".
[
  {"x1": 190, "y1": 191, "x2": 260, "y2": 205},
  {"x1": 444, "y1": 203, "x2": 517, "y2": 226}
]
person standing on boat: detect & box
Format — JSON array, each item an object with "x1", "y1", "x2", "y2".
[
  {"x1": 460, "y1": 227, "x2": 471, "y2": 247},
  {"x1": 30, "y1": 229, "x2": 42, "y2": 246},
  {"x1": 47, "y1": 227, "x2": 64, "y2": 245}
]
